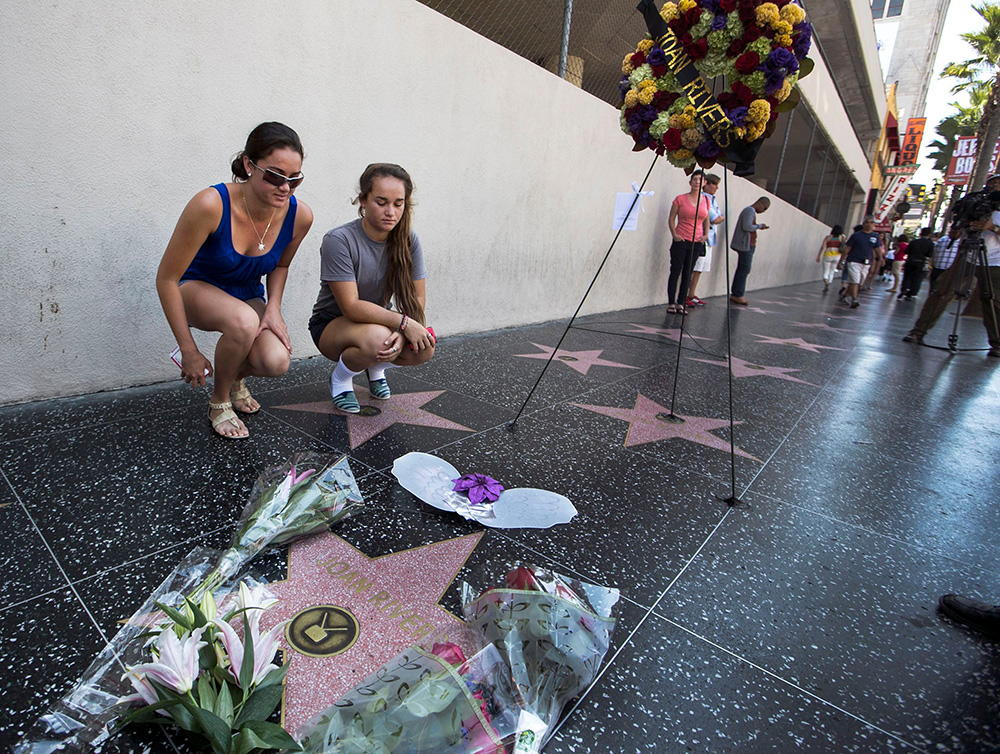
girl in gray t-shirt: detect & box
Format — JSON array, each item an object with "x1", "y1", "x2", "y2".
[{"x1": 308, "y1": 163, "x2": 435, "y2": 413}]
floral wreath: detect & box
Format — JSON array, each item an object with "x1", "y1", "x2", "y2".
[{"x1": 620, "y1": 0, "x2": 814, "y2": 172}]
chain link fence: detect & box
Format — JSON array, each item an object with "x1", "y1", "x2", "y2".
[{"x1": 416, "y1": 0, "x2": 648, "y2": 106}]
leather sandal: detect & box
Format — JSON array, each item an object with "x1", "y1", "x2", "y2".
[
  {"x1": 229, "y1": 379, "x2": 260, "y2": 414},
  {"x1": 209, "y1": 401, "x2": 249, "y2": 439}
]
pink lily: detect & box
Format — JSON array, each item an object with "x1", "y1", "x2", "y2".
[
  {"x1": 289, "y1": 464, "x2": 316, "y2": 486},
  {"x1": 212, "y1": 617, "x2": 288, "y2": 688},
  {"x1": 120, "y1": 671, "x2": 170, "y2": 716},
  {"x1": 127, "y1": 626, "x2": 206, "y2": 695}
]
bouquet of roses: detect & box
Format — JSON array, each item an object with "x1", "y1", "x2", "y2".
[
  {"x1": 461, "y1": 566, "x2": 619, "y2": 753},
  {"x1": 116, "y1": 582, "x2": 298, "y2": 754},
  {"x1": 296, "y1": 636, "x2": 521, "y2": 753},
  {"x1": 193, "y1": 453, "x2": 364, "y2": 600}
]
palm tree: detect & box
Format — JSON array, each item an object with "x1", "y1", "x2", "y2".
[{"x1": 941, "y1": 2, "x2": 1000, "y2": 188}]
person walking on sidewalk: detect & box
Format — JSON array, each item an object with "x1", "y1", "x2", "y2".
[
  {"x1": 898, "y1": 227, "x2": 933, "y2": 300},
  {"x1": 816, "y1": 224, "x2": 845, "y2": 293},
  {"x1": 730, "y1": 197, "x2": 770, "y2": 305},
  {"x1": 837, "y1": 216, "x2": 882, "y2": 308}
]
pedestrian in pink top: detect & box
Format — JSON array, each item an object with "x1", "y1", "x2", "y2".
[{"x1": 666, "y1": 171, "x2": 710, "y2": 314}]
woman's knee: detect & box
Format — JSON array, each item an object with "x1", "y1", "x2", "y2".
[
  {"x1": 253, "y1": 342, "x2": 290, "y2": 377},
  {"x1": 356, "y1": 325, "x2": 394, "y2": 360},
  {"x1": 224, "y1": 308, "x2": 261, "y2": 346}
]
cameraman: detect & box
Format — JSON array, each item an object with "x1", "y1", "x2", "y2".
[{"x1": 903, "y1": 173, "x2": 1000, "y2": 356}]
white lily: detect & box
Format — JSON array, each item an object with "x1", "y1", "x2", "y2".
[{"x1": 232, "y1": 582, "x2": 278, "y2": 633}]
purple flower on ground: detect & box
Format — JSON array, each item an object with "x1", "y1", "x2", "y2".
[
  {"x1": 452, "y1": 474, "x2": 504, "y2": 504},
  {"x1": 765, "y1": 48, "x2": 799, "y2": 75},
  {"x1": 711, "y1": 13, "x2": 728, "y2": 30},
  {"x1": 646, "y1": 48, "x2": 666, "y2": 67},
  {"x1": 727, "y1": 106, "x2": 749, "y2": 127}
]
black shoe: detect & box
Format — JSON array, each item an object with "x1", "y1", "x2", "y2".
[
  {"x1": 902, "y1": 331, "x2": 924, "y2": 344},
  {"x1": 850, "y1": 300, "x2": 860, "y2": 308},
  {"x1": 939, "y1": 594, "x2": 1000, "y2": 637},
  {"x1": 896, "y1": 294, "x2": 904, "y2": 300}
]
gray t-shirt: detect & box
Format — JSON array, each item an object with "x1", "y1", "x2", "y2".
[{"x1": 312, "y1": 218, "x2": 426, "y2": 319}]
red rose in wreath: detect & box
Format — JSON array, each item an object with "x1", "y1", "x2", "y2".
[
  {"x1": 731, "y1": 81, "x2": 755, "y2": 105},
  {"x1": 734, "y1": 51, "x2": 760, "y2": 74},
  {"x1": 684, "y1": 37, "x2": 709, "y2": 60},
  {"x1": 744, "y1": 24, "x2": 762, "y2": 42},
  {"x1": 663, "y1": 129, "x2": 683, "y2": 152},
  {"x1": 719, "y1": 0, "x2": 738, "y2": 10}
]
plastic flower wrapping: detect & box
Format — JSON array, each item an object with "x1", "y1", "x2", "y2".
[
  {"x1": 14, "y1": 453, "x2": 365, "y2": 754},
  {"x1": 193, "y1": 452, "x2": 365, "y2": 600},
  {"x1": 297, "y1": 637, "x2": 522, "y2": 754},
  {"x1": 621, "y1": 0, "x2": 814, "y2": 174},
  {"x1": 461, "y1": 566, "x2": 620, "y2": 753}
]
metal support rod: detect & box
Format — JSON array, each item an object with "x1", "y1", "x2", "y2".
[
  {"x1": 558, "y1": 0, "x2": 573, "y2": 78},
  {"x1": 811, "y1": 149, "x2": 829, "y2": 216},
  {"x1": 796, "y1": 121, "x2": 816, "y2": 207},
  {"x1": 773, "y1": 109, "x2": 795, "y2": 194}
]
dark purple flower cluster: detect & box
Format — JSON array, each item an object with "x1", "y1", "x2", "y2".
[
  {"x1": 765, "y1": 48, "x2": 799, "y2": 75},
  {"x1": 646, "y1": 47, "x2": 667, "y2": 67},
  {"x1": 710, "y1": 14, "x2": 728, "y2": 31},
  {"x1": 619, "y1": 75, "x2": 631, "y2": 99},
  {"x1": 793, "y1": 22, "x2": 812, "y2": 58},
  {"x1": 727, "y1": 106, "x2": 749, "y2": 127},
  {"x1": 695, "y1": 139, "x2": 722, "y2": 160}
]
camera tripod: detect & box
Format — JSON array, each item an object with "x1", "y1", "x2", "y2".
[{"x1": 946, "y1": 232, "x2": 1000, "y2": 352}]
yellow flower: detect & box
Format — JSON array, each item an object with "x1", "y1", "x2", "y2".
[
  {"x1": 678, "y1": 0, "x2": 698, "y2": 12},
  {"x1": 734, "y1": 126, "x2": 747, "y2": 139},
  {"x1": 775, "y1": 34, "x2": 793, "y2": 47},
  {"x1": 673, "y1": 148, "x2": 693, "y2": 160},
  {"x1": 681, "y1": 128, "x2": 702, "y2": 150},
  {"x1": 755, "y1": 3, "x2": 780, "y2": 26},
  {"x1": 622, "y1": 54, "x2": 634, "y2": 74},
  {"x1": 780, "y1": 3, "x2": 806, "y2": 25},
  {"x1": 773, "y1": 20, "x2": 792, "y2": 36},
  {"x1": 660, "y1": 2, "x2": 679, "y2": 22},
  {"x1": 775, "y1": 79, "x2": 792, "y2": 102},
  {"x1": 638, "y1": 88, "x2": 655, "y2": 105},
  {"x1": 624, "y1": 89, "x2": 639, "y2": 108},
  {"x1": 747, "y1": 99, "x2": 771, "y2": 124},
  {"x1": 639, "y1": 79, "x2": 658, "y2": 90},
  {"x1": 669, "y1": 113, "x2": 683, "y2": 129},
  {"x1": 637, "y1": 38, "x2": 654, "y2": 53}
]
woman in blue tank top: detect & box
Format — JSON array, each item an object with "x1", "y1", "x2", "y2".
[{"x1": 155, "y1": 122, "x2": 314, "y2": 438}]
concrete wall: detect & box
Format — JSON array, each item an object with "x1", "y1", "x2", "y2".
[{"x1": 2, "y1": 0, "x2": 841, "y2": 406}]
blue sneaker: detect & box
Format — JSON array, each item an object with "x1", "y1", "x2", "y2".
[
  {"x1": 332, "y1": 391, "x2": 360, "y2": 413},
  {"x1": 366, "y1": 369, "x2": 391, "y2": 399}
]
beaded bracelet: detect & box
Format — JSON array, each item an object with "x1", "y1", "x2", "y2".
[{"x1": 399, "y1": 314, "x2": 408, "y2": 332}]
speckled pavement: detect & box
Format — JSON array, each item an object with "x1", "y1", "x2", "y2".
[{"x1": 3, "y1": 280, "x2": 1000, "y2": 752}]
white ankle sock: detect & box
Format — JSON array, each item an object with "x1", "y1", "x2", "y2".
[
  {"x1": 331, "y1": 358, "x2": 361, "y2": 397},
  {"x1": 367, "y1": 363, "x2": 398, "y2": 382}
]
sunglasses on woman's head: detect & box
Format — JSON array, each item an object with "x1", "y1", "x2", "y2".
[{"x1": 249, "y1": 160, "x2": 304, "y2": 189}]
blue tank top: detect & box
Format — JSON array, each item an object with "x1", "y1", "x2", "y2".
[{"x1": 180, "y1": 183, "x2": 298, "y2": 301}]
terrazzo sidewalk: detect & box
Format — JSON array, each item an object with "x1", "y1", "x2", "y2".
[{"x1": 3, "y1": 281, "x2": 999, "y2": 753}]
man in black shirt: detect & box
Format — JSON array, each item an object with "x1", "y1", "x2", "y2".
[{"x1": 898, "y1": 227, "x2": 934, "y2": 300}]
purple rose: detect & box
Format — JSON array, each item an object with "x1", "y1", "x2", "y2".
[
  {"x1": 619, "y1": 75, "x2": 631, "y2": 98},
  {"x1": 627, "y1": 112, "x2": 646, "y2": 133},
  {"x1": 646, "y1": 47, "x2": 666, "y2": 67},
  {"x1": 711, "y1": 13, "x2": 728, "y2": 30},
  {"x1": 764, "y1": 70, "x2": 786, "y2": 95},
  {"x1": 638, "y1": 104, "x2": 658, "y2": 123},
  {"x1": 793, "y1": 23, "x2": 812, "y2": 57},
  {"x1": 452, "y1": 473, "x2": 504, "y2": 504},
  {"x1": 702, "y1": 0, "x2": 721, "y2": 11},
  {"x1": 727, "y1": 106, "x2": 748, "y2": 127},
  {"x1": 765, "y1": 47, "x2": 799, "y2": 75},
  {"x1": 695, "y1": 139, "x2": 722, "y2": 160}
]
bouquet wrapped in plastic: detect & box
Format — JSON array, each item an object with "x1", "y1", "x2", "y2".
[
  {"x1": 461, "y1": 566, "x2": 619, "y2": 753},
  {"x1": 193, "y1": 452, "x2": 364, "y2": 599},
  {"x1": 297, "y1": 635, "x2": 522, "y2": 753},
  {"x1": 14, "y1": 453, "x2": 364, "y2": 754}
]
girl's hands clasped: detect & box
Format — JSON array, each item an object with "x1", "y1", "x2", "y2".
[
  {"x1": 403, "y1": 321, "x2": 435, "y2": 352},
  {"x1": 377, "y1": 331, "x2": 403, "y2": 362}
]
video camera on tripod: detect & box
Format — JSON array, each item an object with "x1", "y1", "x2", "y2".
[{"x1": 951, "y1": 188, "x2": 1000, "y2": 231}]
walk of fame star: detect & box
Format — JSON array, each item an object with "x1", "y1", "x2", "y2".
[
  {"x1": 738, "y1": 306, "x2": 778, "y2": 314},
  {"x1": 274, "y1": 387, "x2": 472, "y2": 449},
  {"x1": 513, "y1": 343, "x2": 639, "y2": 376},
  {"x1": 626, "y1": 324, "x2": 712, "y2": 343},
  {"x1": 571, "y1": 393, "x2": 759, "y2": 460},
  {"x1": 262, "y1": 532, "x2": 483, "y2": 735},
  {"x1": 751, "y1": 334, "x2": 847, "y2": 353},
  {"x1": 754, "y1": 299, "x2": 791, "y2": 306},
  {"x1": 687, "y1": 356, "x2": 817, "y2": 385},
  {"x1": 790, "y1": 321, "x2": 858, "y2": 333}
]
